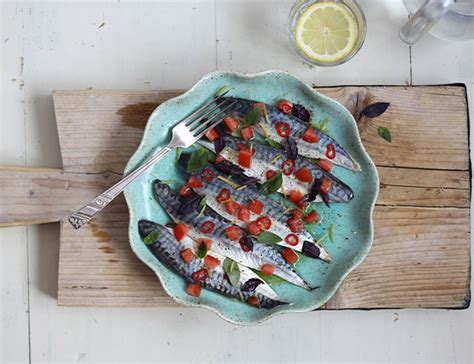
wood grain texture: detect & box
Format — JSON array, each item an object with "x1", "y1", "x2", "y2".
[{"x1": 1, "y1": 85, "x2": 470, "y2": 309}]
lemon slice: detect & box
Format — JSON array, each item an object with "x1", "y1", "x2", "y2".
[{"x1": 294, "y1": 2, "x2": 357, "y2": 64}]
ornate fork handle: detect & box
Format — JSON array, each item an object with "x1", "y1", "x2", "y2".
[{"x1": 68, "y1": 146, "x2": 172, "y2": 229}]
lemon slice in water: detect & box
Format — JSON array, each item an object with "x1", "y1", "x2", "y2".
[{"x1": 294, "y1": 2, "x2": 357, "y2": 64}]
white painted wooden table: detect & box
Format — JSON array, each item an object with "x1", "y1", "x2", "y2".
[{"x1": 1, "y1": 1, "x2": 472, "y2": 362}]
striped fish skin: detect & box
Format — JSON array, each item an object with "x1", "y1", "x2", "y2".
[
  {"x1": 220, "y1": 97, "x2": 361, "y2": 171},
  {"x1": 180, "y1": 159, "x2": 330, "y2": 261},
  {"x1": 152, "y1": 181, "x2": 312, "y2": 290},
  {"x1": 138, "y1": 220, "x2": 286, "y2": 309},
  {"x1": 199, "y1": 136, "x2": 354, "y2": 204}
]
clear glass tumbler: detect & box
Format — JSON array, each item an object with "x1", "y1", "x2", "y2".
[{"x1": 288, "y1": 0, "x2": 367, "y2": 66}]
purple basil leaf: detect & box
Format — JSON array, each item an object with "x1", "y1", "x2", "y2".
[
  {"x1": 291, "y1": 104, "x2": 311, "y2": 122},
  {"x1": 321, "y1": 193, "x2": 330, "y2": 208},
  {"x1": 240, "y1": 278, "x2": 263, "y2": 292},
  {"x1": 214, "y1": 137, "x2": 226, "y2": 155},
  {"x1": 306, "y1": 178, "x2": 322, "y2": 202},
  {"x1": 214, "y1": 123, "x2": 229, "y2": 136},
  {"x1": 239, "y1": 176, "x2": 259, "y2": 187},
  {"x1": 239, "y1": 235, "x2": 254, "y2": 252},
  {"x1": 361, "y1": 102, "x2": 390, "y2": 118},
  {"x1": 177, "y1": 192, "x2": 201, "y2": 215},
  {"x1": 284, "y1": 137, "x2": 298, "y2": 161},
  {"x1": 215, "y1": 159, "x2": 245, "y2": 175}
]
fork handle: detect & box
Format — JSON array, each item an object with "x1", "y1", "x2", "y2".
[{"x1": 68, "y1": 145, "x2": 172, "y2": 229}]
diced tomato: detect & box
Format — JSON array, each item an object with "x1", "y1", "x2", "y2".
[
  {"x1": 256, "y1": 216, "x2": 272, "y2": 230},
  {"x1": 326, "y1": 143, "x2": 336, "y2": 159},
  {"x1": 260, "y1": 264, "x2": 275, "y2": 275},
  {"x1": 287, "y1": 217, "x2": 304, "y2": 233},
  {"x1": 200, "y1": 168, "x2": 215, "y2": 182},
  {"x1": 247, "y1": 295, "x2": 260, "y2": 308},
  {"x1": 285, "y1": 233, "x2": 299, "y2": 246},
  {"x1": 238, "y1": 149, "x2": 253, "y2": 168},
  {"x1": 248, "y1": 221, "x2": 262, "y2": 236},
  {"x1": 247, "y1": 199, "x2": 263, "y2": 215},
  {"x1": 179, "y1": 185, "x2": 193, "y2": 196},
  {"x1": 204, "y1": 255, "x2": 220, "y2": 270},
  {"x1": 288, "y1": 189, "x2": 304, "y2": 203},
  {"x1": 192, "y1": 268, "x2": 209, "y2": 281},
  {"x1": 205, "y1": 127, "x2": 219, "y2": 141},
  {"x1": 237, "y1": 206, "x2": 251, "y2": 223},
  {"x1": 291, "y1": 209, "x2": 303, "y2": 219},
  {"x1": 295, "y1": 167, "x2": 313, "y2": 183},
  {"x1": 225, "y1": 226, "x2": 242, "y2": 241},
  {"x1": 197, "y1": 238, "x2": 213, "y2": 250},
  {"x1": 281, "y1": 159, "x2": 296, "y2": 176},
  {"x1": 317, "y1": 159, "x2": 333, "y2": 172},
  {"x1": 320, "y1": 177, "x2": 332, "y2": 195},
  {"x1": 237, "y1": 142, "x2": 247, "y2": 151},
  {"x1": 224, "y1": 116, "x2": 239, "y2": 132},
  {"x1": 188, "y1": 176, "x2": 203, "y2": 189},
  {"x1": 199, "y1": 221, "x2": 215, "y2": 234},
  {"x1": 281, "y1": 248, "x2": 299, "y2": 265},
  {"x1": 173, "y1": 223, "x2": 189, "y2": 241},
  {"x1": 305, "y1": 210, "x2": 320, "y2": 223},
  {"x1": 266, "y1": 170, "x2": 277, "y2": 180},
  {"x1": 275, "y1": 122, "x2": 291, "y2": 138},
  {"x1": 217, "y1": 188, "x2": 231, "y2": 203},
  {"x1": 215, "y1": 154, "x2": 225, "y2": 164},
  {"x1": 186, "y1": 283, "x2": 201, "y2": 297},
  {"x1": 276, "y1": 100, "x2": 293, "y2": 114},
  {"x1": 241, "y1": 126, "x2": 254, "y2": 140},
  {"x1": 225, "y1": 200, "x2": 240, "y2": 215},
  {"x1": 296, "y1": 200, "x2": 308, "y2": 210},
  {"x1": 180, "y1": 248, "x2": 194, "y2": 264},
  {"x1": 302, "y1": 127, "x2": 319, "y2": 143}
]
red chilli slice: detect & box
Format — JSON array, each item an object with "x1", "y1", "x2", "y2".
[
  {"x1": 326, "y1": 143, "x2": 336, "y2": 159},
  {"x1": 199, "y1": 221, "x2": 215, "y2": 234},
  {"x1": 285, "y1": 233, "x2": 299, "y2": 246},
  {"x1": 275, "y1": 122, "x2": 291, "y2": 137},
  {"x1": 281, "y1": 159, "x2": 296, "y2": 176},
  {"x1": 200, "y1": 168, "x2": 215, "y2": 182},
  {"x1": 192, "y1": 268, "x2": 209, "y2": 281}
]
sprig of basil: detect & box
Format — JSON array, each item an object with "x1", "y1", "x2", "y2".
[
  {"x1": 187, "y1": 148, "x2": 215, "y2": 172},
  {"x1": 257, "y1": 171, "x2": 282, "y2": 195}
]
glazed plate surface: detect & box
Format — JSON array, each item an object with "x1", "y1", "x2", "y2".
[{"x1": 123, "y1": 70, "x2": 379, "y2": 324}]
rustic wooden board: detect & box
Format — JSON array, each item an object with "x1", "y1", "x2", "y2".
[{"x1": 0, "y1": 86, "x2": 470, "y2": 309}]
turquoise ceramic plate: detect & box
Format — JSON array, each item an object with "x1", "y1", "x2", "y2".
[{"x1": 123, "y1": 70, "x2": 379, "y2": 325}]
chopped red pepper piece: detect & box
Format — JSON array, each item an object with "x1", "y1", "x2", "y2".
[
  {"x1": 186, "y1": 283, "x2": 201, "y2": 297},
  {"x1": 224, "y1": 116, "x2": 239, "y2": 132},
  {"x1": 238, "y1": 149, "x2": 253, "y2": 168},
  {"x1": 281, "y1": 159, "x2": 296, "y2": 176},
  {"x1": 225, "y1": 200, "x2": 240, "y2": 215},
  {"x1": 204, "y1": 255, "x2": 220, "y2": 270},
  {"x1": 304, "y1": 210, "x2": 320, "y2": 223},
  {"x1": 317, "y1": 159, "x2": 333, "y2": 172},
  {"x1": 179, "y1": 185, "x2": 193, "y2": 196},
  {"x1": 217, "y1": 188, "x2": 231, "y2": 203},
  {"x1": 241, "y1": 126, "x2": 254, "y2": 140},
  {"x1": 302, "y1": 126, "x2": 319, "y2": 143},
  {"x1": 237, "y1": 206, "x2": 251, "y2": 223},
  {"x1": 247, "y1": 295, "x2": 261, "y2": 308},
  {"x1": 281, "y1": 248, "x2": 299, "y2": 265},
  {"x1": 225, "y1": 226, "x2": 242, "y2": 241},
  {"x1": 260, "y1": 264, "x2": 275, "y2": 275},
  {"x1": 180, "y1": 248, "x2": 194, "y2": 264},
  {"x1": 173, "y1": 223, "x2": 189, "y2": 241},
  {"x1": 266, "y1": 170, "x2": 277, "y2": 180},
  {"x1": 192, "y1": 268, "x2": 209, "y2": 281},
  {"x1": 256, "y1": 216, "x2": 272, "y2": 230},
  {"x1": 291, "y1": 209, "x2": 303, "y2": 219},
  {"x1": 288, "y1": 189, "x2": 304, "y2": 203},
  {"x1": 205, "y1": 127, "x2": 219, "y2": 141},
  {"x1": 287, "y1": 217, "x2": 304, "y2": 233},
  {"x1": 200, "y1": 168, "x2": 215, "y2": 182},
  {"x1": 276, "y1": 100, "x2": 293, "y2": 114},
  {"x1": 275, "y1": 121, "x2": 291, "y2": 138},
  {"x1": 294, "y1": 167, "x2": 313, "y2": 183},
  {"x1": 199, "y1": 221, "x2": 215, "y2": 234},
  {"x1": 248, "y1": 221, "x2": 262, "y2": 236},
  {"x1": 187, "y1": 176, "x2": 203, "y2": 188},
  {"x1": 320, "y1": 177, "x2": 332, "y2": 195},
  {"x1": 247, "y1": 199, "x2": 263, "y2": 215},
  {"x1": 326, "y1": 143, "x2": 336, "y2": 159},
  {"x1": 285, "y1": 233, "x2": 299, "y2": 246}
]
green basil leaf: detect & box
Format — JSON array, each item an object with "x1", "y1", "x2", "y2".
[
  {"x1": 205, "y1": 148, "x2": 216, "y2": 163},
  {"x1": 245, "y1": 106, "x2": 262, "y2": 126},
  {"x1": 378, "y1": 126, "x2": 392, "y2": 142},
  {"x1": 328, "y1": 224, "x2": 335, "y2": 244},
  {"x1": 223, "y1": 258, "x2": 240, "y2": 287},
  {"x1": 196, "y1": 241, "x2": 208, "y2": 259},
  {"x1": 143, "y1": 231, "x2": 160, "y2": 245},
  {"x1": 187, "y1": 148, "x2": 210, "y2": 172},
  {"x1": 264, "y1": 138, "x2": 284, "y2": 149},
  {"x1": 253, "y1": 269, "x2": 285, "y2": 285},
  {"x1": 257, "y1": 171, "x2": 282, "y2": 195},
  {"x1": 255, "y1": 231, "x2": 282, "y2": 245}
]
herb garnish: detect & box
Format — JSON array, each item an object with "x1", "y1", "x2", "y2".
[
  {"x1": 143, "y1": 231, "x2": 160, "y2": 245},
  {"x1": 378, "y1": 127, "x2": 392, "y2": 142},
  {"x1": 255, "y1": 231, "x2": 282, "y2": 245},
  {"x1": 196, "y1": 240, "x2": 208, "y2": 259},
  {"x1": 257, "y1": 171, "x2": 282, "y2": 195},
  {"x1": 223, "y1": 258, "x2": 240, "y2": 287}
]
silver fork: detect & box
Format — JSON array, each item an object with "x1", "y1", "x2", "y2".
[{"x1": 68, "y1": 94, "x2": 237, "y2": 230}]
